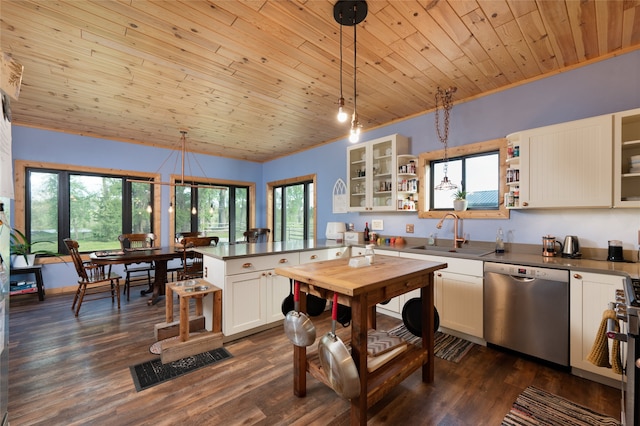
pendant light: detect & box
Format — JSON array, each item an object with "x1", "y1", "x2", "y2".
[
  {"x1": 333, "y1": 1, "x2": 367, "y2": 142},
  {"x1": 434, "y1": 86, "x2": 458, "y2": 191}
]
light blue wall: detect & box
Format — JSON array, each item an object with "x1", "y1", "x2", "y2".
[
  {"x1": 11, "y1": 127, "x2": 264, "y2": 245},
  {"x1": 10, "y1": 50, "x2": 640, "y2": 289},
  {"x1": 265, "y1": 49, "x2": 640, "y2": 250}
]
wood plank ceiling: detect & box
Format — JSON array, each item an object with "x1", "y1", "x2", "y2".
[{"x1": 1, "y1": 0, "x2": 639, "y2": 162}]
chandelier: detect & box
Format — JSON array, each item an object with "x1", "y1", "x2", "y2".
[
  {"x1": 434, "y1": 87, "x2": 458, "y2": 191},
  {"x1": 127, "y1": 131, "x2": 226, "y2": 213}
]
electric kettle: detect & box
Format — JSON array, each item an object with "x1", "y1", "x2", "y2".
[{"x1": 561, "y1": 235, "x2": 581, "y2": 258}]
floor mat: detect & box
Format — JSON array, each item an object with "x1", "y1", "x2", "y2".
[
  {"x1": 387, "y1": 324, "x2": 475, "y2": 363},
  {"x1": 501, "y1": 386, "x2": 620, "y2": 425},
  {"x1": 130, "y1": 347, "x2": 232, "y2": 391}
]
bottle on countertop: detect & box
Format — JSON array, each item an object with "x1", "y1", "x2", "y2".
[
  {"x1": 496, "y1": 227, "x2": 505, "y2": 254},
  {"x1": 364, "y1": 222, "x2": 370, "y2": 242}
]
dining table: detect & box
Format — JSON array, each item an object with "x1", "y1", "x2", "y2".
[{"x1": 90, "y1": 247, "x2": 183, "y2": 305}]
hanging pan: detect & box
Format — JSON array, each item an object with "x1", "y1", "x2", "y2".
[
  {"x1": 318, "y1": 293, "x2": 360, "y2": 399},
  {"x1": 401, "y1": 297, "x2": 440, "y2": 337},
  {"x1": 283, "y1": 281, "x2": 316, "y2": 347},
  {"x1": 281, "y1": 279, "x2": 294, "y2": 316},
  {"x1": 306, "y1": 293, "x2": 327, "y2": 317}
]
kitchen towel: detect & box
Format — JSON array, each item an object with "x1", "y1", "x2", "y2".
[{"x1": 586, "y1": 309, "x2": 622, "y2": 374}]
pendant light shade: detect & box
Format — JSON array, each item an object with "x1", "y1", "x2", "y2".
[
  {"x1": 334, "y1": 1, "x2": 367, "y2": 142},
  {"x1": 434, "y1": 87, "x2": 458, "y2": 191}
]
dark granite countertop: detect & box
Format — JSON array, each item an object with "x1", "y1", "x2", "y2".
[{"x1": 197, "y1": 238, "x2": 639, "y2": 279}]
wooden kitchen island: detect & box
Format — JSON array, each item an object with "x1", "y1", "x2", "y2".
[{"x1": 275, "y1": 254, "x2": 447, "y2": 426}]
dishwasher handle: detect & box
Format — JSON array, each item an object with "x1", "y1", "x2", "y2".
[{"x1": 511, "y1": 275, "x2": 535, "y2": 283}]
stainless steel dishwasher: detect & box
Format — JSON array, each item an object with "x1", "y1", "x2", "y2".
[{"x1": 483, "y1": 262, "x2": 569, "y2": 366}]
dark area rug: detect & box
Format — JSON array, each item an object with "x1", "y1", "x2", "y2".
[
  {"x1": 501, "y1": 386, "x2": 620, "y2": 425},
  {"x1": 130, "y1": 347, "x2": 232, "y2": 392},
  {"x1": 387, "y1": 324, "x2": 475, "y2": 363}
]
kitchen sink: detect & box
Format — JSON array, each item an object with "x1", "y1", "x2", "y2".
[{"x1": 410, "y1": 245, "x2": 495, "y2": 257}]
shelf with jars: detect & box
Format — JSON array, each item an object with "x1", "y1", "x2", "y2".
[
  {"x1": 614, "y1": 108, "x2": 640, "y2": 207},
  {"x1": 347, "y1": 134, "x2": 409, "y2": 211},
  {"x1": 504, "y1": 134, "x2": 521, "y2": 209},
  {"x1": 397, "y1": 154, "x2": 419, "y2": 211}
]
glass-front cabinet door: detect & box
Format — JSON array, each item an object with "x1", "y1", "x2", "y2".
[
  {"x1": 347, "y1": 134, "x2": 409, "y2": 211},
  {"x1": 347, "y1": 144, "x2": 367, "y2": 211}
]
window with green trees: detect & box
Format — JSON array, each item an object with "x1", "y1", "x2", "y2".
[
  {"x1": 26, "y1": 168, "x2": 153, "y2": 253},
  {"x1": 271, "y1": 180, "x2": 314, "y2": 242},
  {"x1": 174, "y1": 183, "x2": 249, "y2": 243}
]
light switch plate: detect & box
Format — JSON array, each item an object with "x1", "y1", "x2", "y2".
[{"x1": 371, "y1": 220, "x2": 383, "y2": 231}]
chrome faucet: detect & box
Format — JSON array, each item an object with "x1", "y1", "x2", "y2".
[{"x1": 436, "y1": 213, "x2": 466, "y2": 249}]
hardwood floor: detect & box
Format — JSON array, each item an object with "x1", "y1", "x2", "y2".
[{"x1": 8, "y1": 292, "x2": 621, "y2": 425}]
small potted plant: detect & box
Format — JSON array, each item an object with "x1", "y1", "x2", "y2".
[
  {"x1": 452, "y1": 190, "x2": 468, "y2": 211},
  {"x1": 10, "y1": 228, "x2": 61, "y2": 268}
]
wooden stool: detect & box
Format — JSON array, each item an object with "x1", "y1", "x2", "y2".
[{"x1": 154, "y1": 279, "x2": 223, "y2": 364}]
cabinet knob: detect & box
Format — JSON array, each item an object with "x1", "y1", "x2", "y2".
[
  {"x1": 522, "y1": 202, "x2": 529, "y2": 206},
  {"x1": 437, "y1": 272, "x2": 442, "y2": 277},
  {"x1": 279, "y1": 258, "x2": 288, "y2": 264},
  {"x1": 242, "y1": 263, "x2": 252, "y2": 268},
  {"x1": 310, "y1": 255, "x2": 318, "y2": 260},
  {"x1": 204, "y1": 266, "x2": 207, "y2": 278},
  {"x1": 573, "y1": 273, "x2": 582, "y2": 279}
]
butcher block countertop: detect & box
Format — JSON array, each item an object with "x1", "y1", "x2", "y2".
[{"x1": 274, "y1": 255, "x2": 446, "y2": 297}]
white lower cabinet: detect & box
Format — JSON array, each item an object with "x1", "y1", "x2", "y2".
[
  {"x1": 299, "y1": 247, "x2": 347, "y2": 263},
  {"x1": 570, "y1": 271, "x2": 624, "y2": 382},
  {"x1": 202, "y1": 248, "x2": 351, "y2": 339},
  {"x1": 435, "y1": 270, "x2": 483, "y2": 338},
  {"x1": 391, "y1": 252, "x2": 483, "y2": 339},
  {"x1": 203, "y1": 253, "x2": 299, "y2": 338}
]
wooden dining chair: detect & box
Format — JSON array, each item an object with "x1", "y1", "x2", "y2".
[
  {"x1": 244, "y1": 228, "x2": 270, "y2": 243},
  {"x1": 178, "y1": 236, "x2": 218, "y2": 281},
  {"x1": 118, "y1": 233, "x2": 156, "y2": 301},
  {"x1": 63, "y1": 238, "x2": 122, "y2": 316}
]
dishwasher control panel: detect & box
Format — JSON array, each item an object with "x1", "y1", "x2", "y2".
[{"x1": 484, "y1": 262, "x2": 569, "y2": 282}]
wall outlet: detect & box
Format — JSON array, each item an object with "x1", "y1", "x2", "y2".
[{"x1": 406, "y1": 224, "x2": 414, "y2": 233}]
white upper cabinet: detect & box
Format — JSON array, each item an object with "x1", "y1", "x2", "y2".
[
  {"x1": 613, "y1": 108, "x2": 640, "y2": 207},
  {"x1": 347, "y1": 134, "x2": 409, "y2": 211},
  {"x1": 508, "y1": 114, "x2": 613, "y2": 209}
]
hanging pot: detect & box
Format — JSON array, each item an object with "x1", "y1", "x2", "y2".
[
  {"x1": 283, "y1": 281, "x2": 316, "y2": 347},
  {"x1": 281, "y1": 279, "x2": 294, "y2": 316},
  {"x1": 318, "y1": 293, "x2": 360, "y2": 399},
  {"x1": 306, "y1": 294, "x2": 327, "y2": 317},
  {"x1": 329, "y1": 301, "x2": 352, "y2": 327},
  {"x1": 401, "y1": 297, "x2": 440, "y2": 337}
]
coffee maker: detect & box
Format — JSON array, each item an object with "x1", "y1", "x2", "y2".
[
  {"x1": 542, "y1": 235, "x2": 563, "y2": 257},
  {"x1": 608, "y1": 240, "x2": 625, "y2": 262}
]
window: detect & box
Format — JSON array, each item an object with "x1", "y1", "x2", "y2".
[
  {"x1": 418, "y1": 138, "x2": 509, "y2": 219},
  {"x1": 24, "y1": 166, "x2": 154, "y2": 254},
  {"x1": 173, "y1": 183, "x2": 250, "y2": 243},
  {"x1": 268, "y1": 175, "x2": 316, "y2": 242},
  {"x1": 430, "y1": 151, "x2": 499, "y2": 210}
]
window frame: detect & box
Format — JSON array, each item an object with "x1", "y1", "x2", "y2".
[
  {"x1": 14, "y1": 160, "x2": 161, "y2": 263},
  {"x1": 168, "y1": 174, "x2": 255, "y2": 244},
  {"x1": 418, "y1": 138, "x2": 509, "y2": 219},
  {"x1": 267, "y1": 174, "x2": 317, "y2": 242}
]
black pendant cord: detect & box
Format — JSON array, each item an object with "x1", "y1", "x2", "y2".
[
  {"x1": 352, "y1": 9, "x2": 357, "y2": 118},
  {"x1": 339, "y1": 15, "x2": 344, "y2": 100}
]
